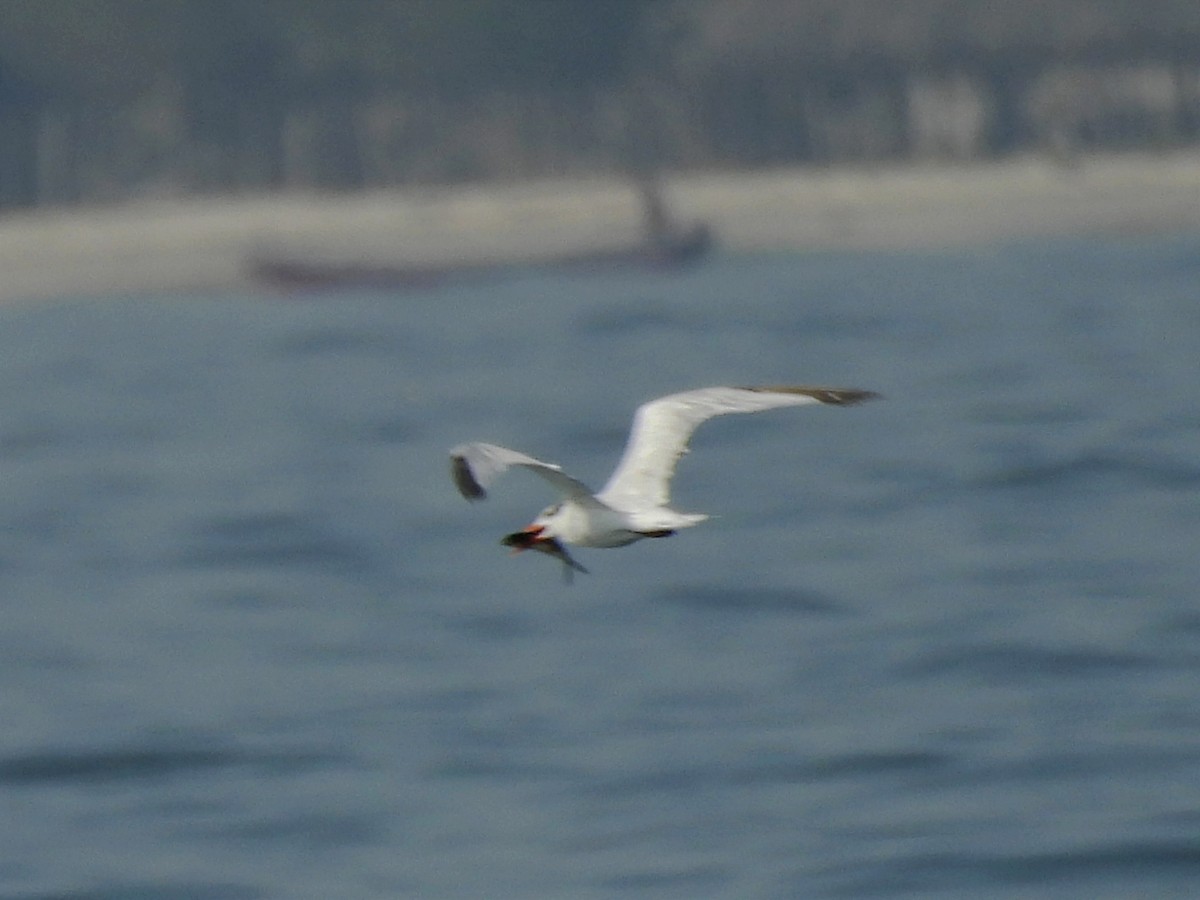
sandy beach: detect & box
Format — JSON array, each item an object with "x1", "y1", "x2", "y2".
[{"x1": 0, "y1": 150, "x2": 1196, "y2": 305}]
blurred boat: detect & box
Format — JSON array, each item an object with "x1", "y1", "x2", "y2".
[{"x1": 248, "y1": 180, "x2": 712, "y2": 292}]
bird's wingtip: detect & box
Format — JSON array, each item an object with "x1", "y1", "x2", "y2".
[
  {"x1": 817, "y1": 388, "x2": 881, "y2": 406},
  {"x1": 450, "y1": 454, "x2": 487, "y2": 501},
  {"x1": 742, "y1": 385, "x2": 880, "y2": 406}
]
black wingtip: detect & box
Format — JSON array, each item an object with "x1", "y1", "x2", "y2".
[
  {"x1": 450, "y1": 455, "x2": 486, "y2": 501},
  {"x1": 740, "y1": 385, "x2": 880, "y2": 406},
  {"x1": 813, "y1": 388, "x2": 881, "y2": 406}
]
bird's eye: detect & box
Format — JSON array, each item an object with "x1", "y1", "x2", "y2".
[{"x1": 542, "y1": 503, "x2": 561, "y2": 517}]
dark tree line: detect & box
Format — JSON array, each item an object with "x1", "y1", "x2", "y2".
[{"x1": 0, "y1": 0, "x2": 1197, "y2": 208}]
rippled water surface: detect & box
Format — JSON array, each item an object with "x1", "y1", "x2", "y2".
[{"x1": 1, "y1": 233, "x2": 1198, "y2": 898}]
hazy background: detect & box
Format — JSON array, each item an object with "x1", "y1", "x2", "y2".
[
  {"x1": 0, "y1": 0, "x2": 1198, "y2": 208},
  {"x1": 0, "y1": 7, "x2": 1197, "y2": 898}
]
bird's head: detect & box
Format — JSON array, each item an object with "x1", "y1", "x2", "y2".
[
  {"x1": 499, "y1": 503, "x2": 589, "y2": 581},
  {"x1": 500, "y1": 503, "x2": 562, "y2": 551}
]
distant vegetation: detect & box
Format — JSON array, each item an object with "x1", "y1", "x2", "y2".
[{"x1": 0, "y1": 0, "x2": 1197, "y2": 207}]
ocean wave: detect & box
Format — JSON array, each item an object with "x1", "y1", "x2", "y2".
[
  {"x1": 174, "y1": 512, "x2": 371, "y2": 573},
  {"x1": 0, "y1": 744, "x2": 335, "y2": 786},
  {"x1": 653, "y1": 584, "x2": 844, "y2": 615},
  {"x1": 591, "y1": 748, "x2": 950, "y2": 798},
  {"x1": 819, "y1": 839, "x2": 1200, "y2": 896},
  {"x1": 975, "y1": 451, "x2": 1200, "y2": 490},
  {"x1": 896, "y1": 642, "x2": 1157, "y2": 680}
]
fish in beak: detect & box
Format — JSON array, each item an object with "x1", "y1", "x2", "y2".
[{"x1": 500, "y1": 525, "x2": 589, "y2": 583}]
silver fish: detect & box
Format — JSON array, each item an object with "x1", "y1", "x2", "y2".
[{"x1": 501, "y1": 529, "x2": 589, "y2": 584}]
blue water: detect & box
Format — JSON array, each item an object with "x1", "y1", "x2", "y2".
[{"x1": 0, "y1": 233, "x2": 1198, "y2": 899}]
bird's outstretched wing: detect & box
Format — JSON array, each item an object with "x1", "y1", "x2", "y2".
[
  {"x1": 450, "y1": 441, "x2": 598, "y2": 504},
  {"x1": 597, "y1": 386, "x2": 878, "y2": 509}
]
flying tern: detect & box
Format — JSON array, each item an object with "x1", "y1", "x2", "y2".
[{"x1": 450, "y1": 385, "x2": 877, "y2": 579}]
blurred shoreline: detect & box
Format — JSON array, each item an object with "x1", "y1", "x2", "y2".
[{"x1": 0, "y1": 150, "x2": 1197, "y2": 305}]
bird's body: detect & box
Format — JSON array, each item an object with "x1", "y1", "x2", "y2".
[
  {"x1": 450, "y1": 385, "x2": 876, "y2": 577},
  {"x1": 526, "y1": 499, "x2": 699, "y2": 549}
]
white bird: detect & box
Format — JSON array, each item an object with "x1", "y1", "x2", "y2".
[{"x1": 450, "y1": 385, "x2": 877, "y2": 578}]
